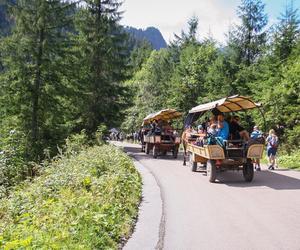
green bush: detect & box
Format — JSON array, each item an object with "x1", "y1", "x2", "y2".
[
  {"x1": 64, "y1": 130, "x2": 89, "y2": 157},
  {"x1": 261, "y1": 147, "x2": 300, "y2": 170},
  {"x1": 0, "y1": 129, "x2": 90, "y2": 198},
  {"x1": 278, "y1": 149, "x2": 300, "y2": 170},
  {"x1": 0, "y1": 144, "x2": 142, "y2": 249},
  {"x1": 95, "y1": 124, "x2": 108, "y2": 145},
  {"x1": 0, "y1": 128, "x2": 28, "y2": 197},
  {"x1": 284, "y1": 125, "x2": 300, "y2": 153}
]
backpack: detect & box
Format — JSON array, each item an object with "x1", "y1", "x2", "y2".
[{"x1": 269, "y1": 136, "x2": 278, "y2": 148}]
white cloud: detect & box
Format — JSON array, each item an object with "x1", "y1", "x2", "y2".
[{"x1": 120, "y1": 0, "x2": 241, "y2": 44}]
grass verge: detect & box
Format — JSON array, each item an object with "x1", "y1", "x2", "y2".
[
  {"x1": 261, "y1": 149, "x2": 300, "y2": 170},
  {"x1": 278, "y1": 149, "x2": 300, "y2": 170},
  {"x1": 0, "y1": 144, "x2": 142, "y2": 249}
]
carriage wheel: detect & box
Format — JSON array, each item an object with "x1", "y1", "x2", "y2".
[
  {"x1": 145, "y1": 143, "x2": 150, "y2": 154},
  {"x1": 243, "y1": 159, "x2": 254, "y2": 182},
  {"x1": 207, "y1": 160, "x2": 217, "y2": 183},
  {"x1": 189, "y1": 153, "x2": 197, "y2": 172},
  {"x1": 173, "y1": 145, "x2": 179, "y2": 159},
  {"x1": 153, "y1": 145, "x2": 158, "y2": 159}
]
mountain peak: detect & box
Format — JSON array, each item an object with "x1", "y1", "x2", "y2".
[{"x1": 125, "y1": 26, "x2": 167, "y2": 50}]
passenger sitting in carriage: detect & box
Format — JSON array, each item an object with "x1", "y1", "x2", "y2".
[
  {"x1": 163, "y1": 121, "x2": 173, "y2": 135},
  {"x1": 161, "y1": 121, "x2": 174, "y2": 141},
  {"x1": 216, "y1": 114, "x2": 229, "y2": 141},
  {"x1": 150, "y1": 120, "x2": 162, "y2": 135},
  {"x1": 195, "y1": 124, "x2": 207, "y2": 146},
  {"x1": 229, "y1": 115, "x2": 250, "y2": 141},
  {"x1": 185, "y1": 125, "x2": 197, "y2": 140},
  {"x1": 207, "y1": 123, "x2": 218, "y2": 136},
  {"x1": 197, "y1": 124, "x2": 204, "y2": 134}
]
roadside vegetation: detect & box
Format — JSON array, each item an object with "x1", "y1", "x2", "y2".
[
  {"x1": 278, "y1": 150, "x2": 300, "y2": 170},
  {"x1": 0, "y1": 133, "x2": 142, "y2": 249},
  {"x1": 261, "y1": 149, "x2": 300, "y2": 170}
]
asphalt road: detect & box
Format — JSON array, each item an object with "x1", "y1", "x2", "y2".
[{"x1": 118, "y1": 142, "x2": 300, "y2": 250}]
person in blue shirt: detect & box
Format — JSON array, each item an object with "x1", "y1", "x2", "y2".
[
  {"x1": 266, "y1": 129, "x2": 279, "y2": 170},
  {"x1": 216, "y1": 114, "x2": 229, "y2": 142},
  {"x1": 251, "y1": 125, "x2": 263, "y2": 139}
]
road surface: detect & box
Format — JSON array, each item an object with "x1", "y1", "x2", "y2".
[{"x1": 117, "y1": 142, "x2": 300, "y2": 250}]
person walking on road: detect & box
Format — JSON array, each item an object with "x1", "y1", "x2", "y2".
[{"x1": 266, "y1": 129, "x2": 279, "y2": 170}]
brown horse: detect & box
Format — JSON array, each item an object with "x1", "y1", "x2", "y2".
[
  {"x1": 181, "y1": 130, "x2": 189, "y2": 165},
  {"x1": 181, "y1": 128, "x2": 196, "y2": 165}
]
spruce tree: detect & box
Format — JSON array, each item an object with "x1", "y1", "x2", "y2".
[
  {"x1": 129, "y1": 39, "x2": 153, "y2": 73},
  {"x1": 229, "y1": 0, "x2": 268, "y2": 65},
  {"x1": 74, "y1": 0, "x2": 128, "y2": 134},
  {"x1": 273, "y1": 2, "x2": 300, "y2": 61},
  {"x1": 171, "y1": 16, "x2": 199, "y2": 48},
  {"x1": 0, "y1": 0, "x2": 75, "y2": 159}
]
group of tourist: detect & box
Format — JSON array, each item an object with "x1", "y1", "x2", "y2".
[
  {"x1": 187, "y1": 113, "x2": 279, "y2": 171},
  {"x1": 137, "y1": 119, "x2": 179, "y2": 147},
  {"x1": 149, "y1": 119, "x2": 178, "y2": 137}
]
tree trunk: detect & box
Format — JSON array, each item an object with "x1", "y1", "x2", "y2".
[{"x1": 31, "y1": 29, "x2": 44, "y2": 148}]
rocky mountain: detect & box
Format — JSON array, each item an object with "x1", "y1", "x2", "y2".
[
  {"x1": 0, "y1": 2, "x2": 167, "y2": 51},
  {"x1": 125, "y1": 26, "x2": 167, "y2": 50}
]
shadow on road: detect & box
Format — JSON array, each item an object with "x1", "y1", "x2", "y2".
[
  {"x1": 218, "y1": 170, "x2": 300, "y2": 190},
  {"x1": 115, "y1": 143, "x2": 300, "y2": 191},
  {"x1": 121, "y1": 145, "x2": 185, "y2": 162},
  {"x1": 121, "y1": 145, "x2": 142, "y2": 154}
]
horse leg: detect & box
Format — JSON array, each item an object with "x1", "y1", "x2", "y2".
[{"x1": 183, "y1": 142, "x2": 186, "y2": 166}]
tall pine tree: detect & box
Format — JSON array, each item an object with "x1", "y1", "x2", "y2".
[
  {"x1": 273, "y1": 2, "x2": 300, "y2": 61},
  {"x1": 0, "y1": 0, "x2": 75, "y2": 159},
  {"x1": 74, "y1": 0, "x2": 129, "y2": 134},
  {"x1": 229, "y1": 0, "x2": 268, "y2": 66}
]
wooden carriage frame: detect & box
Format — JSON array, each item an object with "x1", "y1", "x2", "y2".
[
  {"x1": 184, "y1": 95, "x2": 266, "y2": 183},
  {"x1": 142, "y1": 109, "x2": 182, "y2": 159}
]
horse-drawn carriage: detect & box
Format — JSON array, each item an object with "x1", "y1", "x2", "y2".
[
  {"x1": 183, "y1": 95, "x2": 265, "y2": 183},
  {"x1": 142, "y1": 109, "x2": 182, "y2": 158}
]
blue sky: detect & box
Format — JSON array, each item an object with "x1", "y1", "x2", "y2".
[{"x1": 120, "y1": 0, "x2": 300, "y2": 44}]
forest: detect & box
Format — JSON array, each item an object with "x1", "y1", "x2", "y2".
[
  {"x1": 0, "y1": 0, "x2": 300, "y2": 192},
  {"x1": 122, "y1": 1, "x2": 300, "y2": 167}
]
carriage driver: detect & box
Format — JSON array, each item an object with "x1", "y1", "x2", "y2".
[{"x1": 229, "y1": 115, "x2": 250, "y2": 141}]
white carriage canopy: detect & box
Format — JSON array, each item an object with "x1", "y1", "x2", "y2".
[
  {"x1": 143, "y1": 109, "x2": 182, "y2": 125},
  {"x1": 185, "y1": 95, "x2": 262, "y2": 127}
]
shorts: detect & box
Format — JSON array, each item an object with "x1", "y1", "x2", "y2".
[{"x1": 267, "y1": 147, "x2": 277, "y2": 157}]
